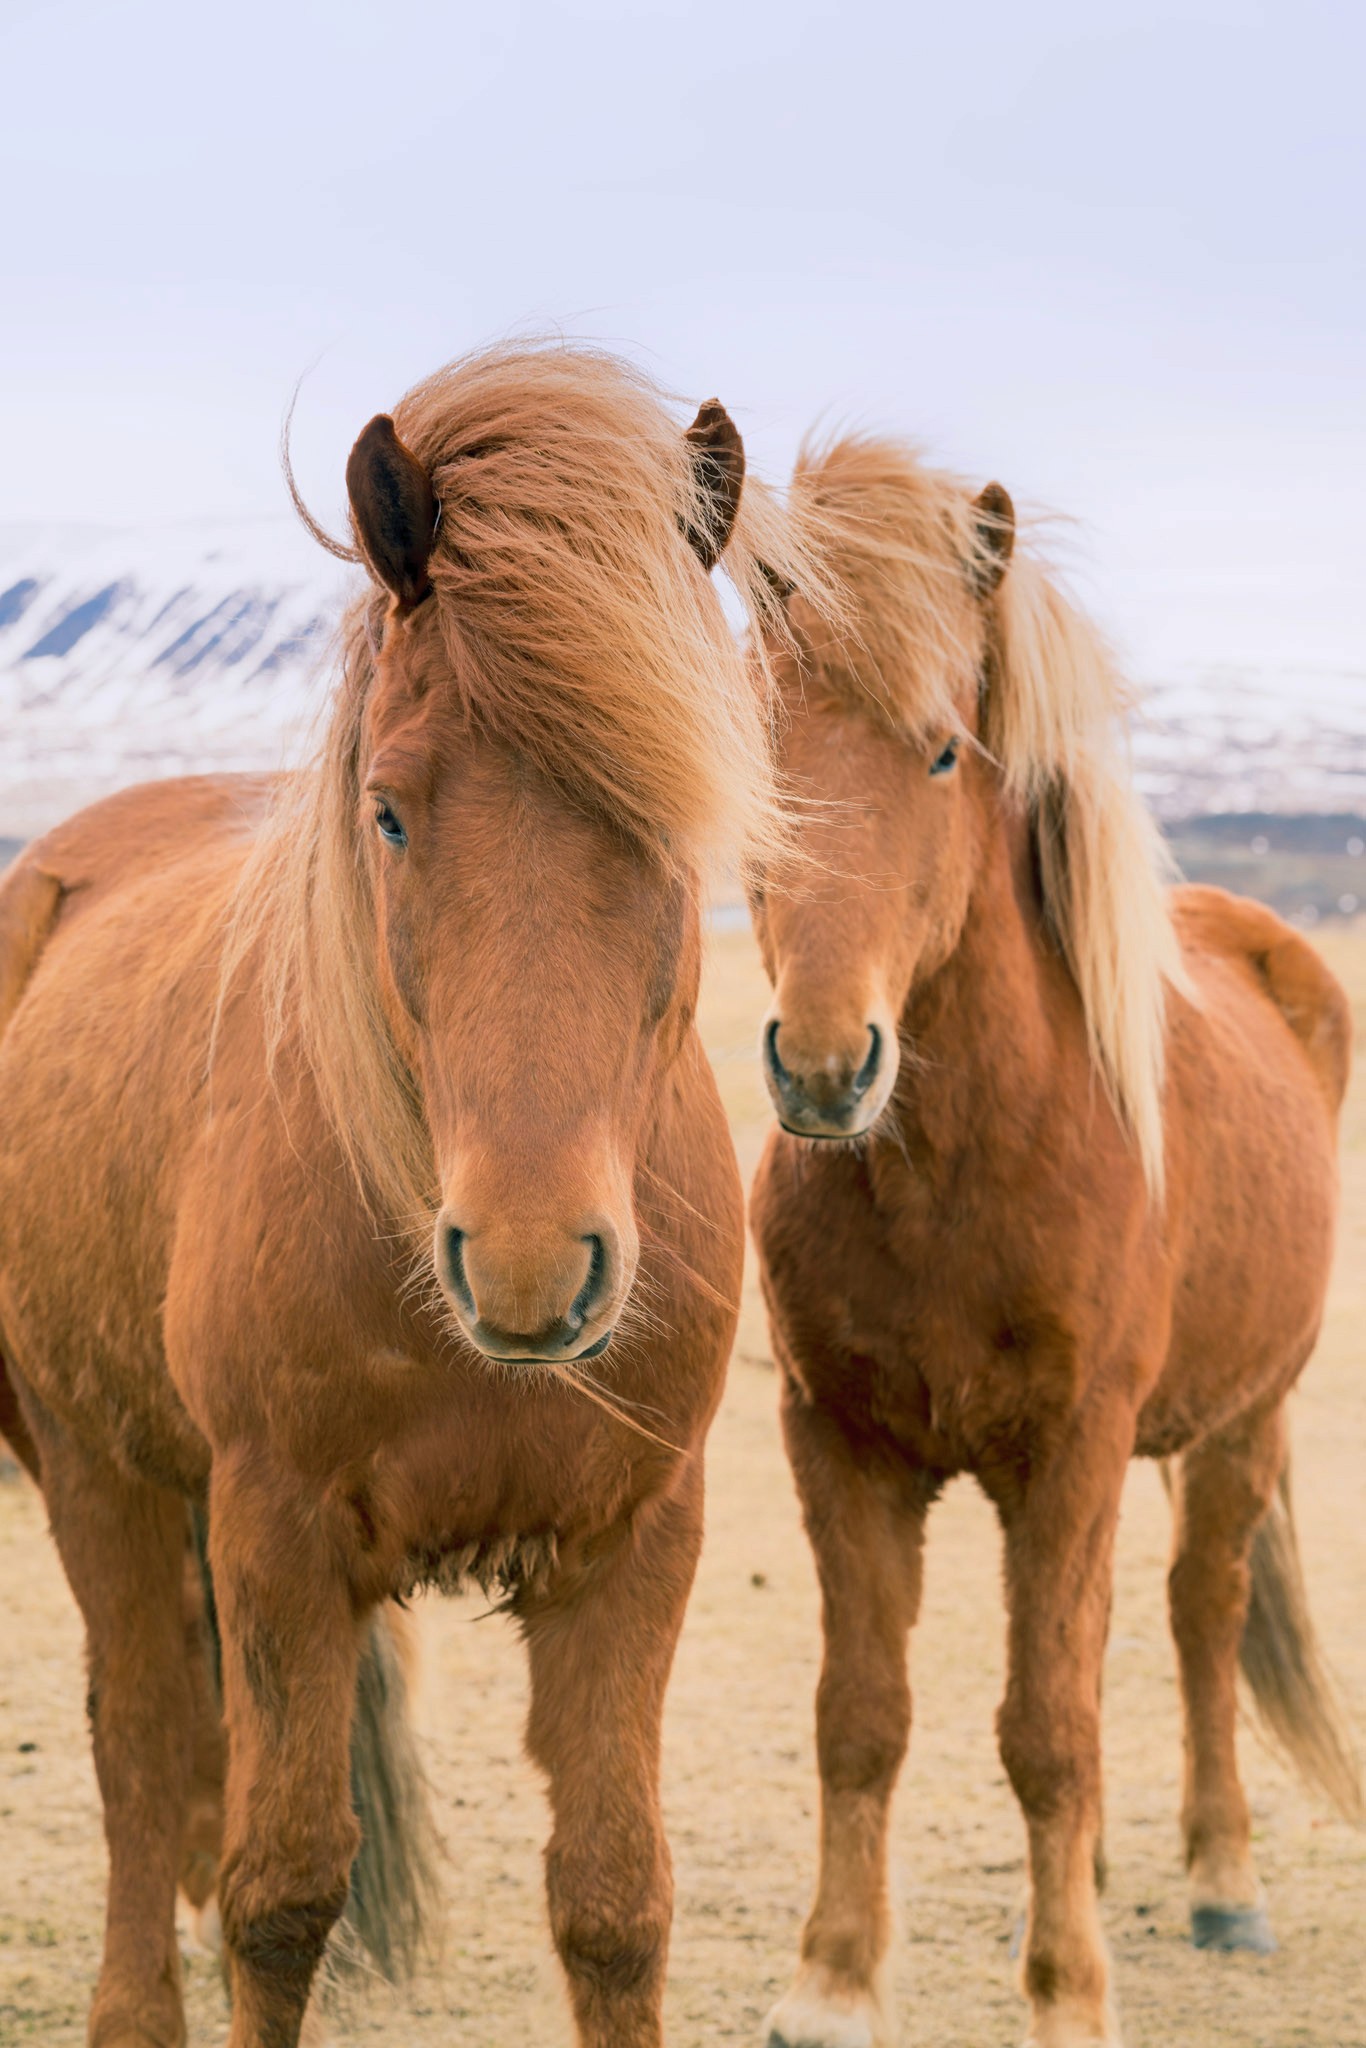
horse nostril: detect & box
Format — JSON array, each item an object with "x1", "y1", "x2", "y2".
[
  {"x1": 852, "y1": 1023, "x2": 882, "y2": 1097},
  {"x1": 764, "y1": 1018, "x2": 791, "y2": 1087},
  {"x1": 568, "y1": 1235, "x2": 606, "y2": 1333},
  {"x1": 443, "y1": 1226, "x2": 475, "y2": 1319}
]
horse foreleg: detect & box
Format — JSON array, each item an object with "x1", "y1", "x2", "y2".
[
  {"x1": 33, "y1": 1423, "x2": 194, "y2": 2048},
  {"x1": 1168, "y1": 1403, "x2": 1283, "y2": 1952},
  {"x1": 764, "y1": 1376, "x2": 927, "y2": 2048},
  {"x1": 520, "y1": 1464, "x2": 704, "y2": 2048},
  {"x1": 993, "y1": 1407, "x2": 1133, "y2": 2048},
  {"x1": 209, "y1": 1452, "x2": 363, "y2": 2048}
]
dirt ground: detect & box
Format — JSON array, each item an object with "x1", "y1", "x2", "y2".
[{"x1": 2, "y1": 920, "x2": 1363, "y2": 2048}]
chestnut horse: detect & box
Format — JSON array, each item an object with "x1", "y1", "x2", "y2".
[
  {"x1": 0, "y1": 344, "x2": 810, "y2": 2048},
  {"x1": 749, "y1": 437, "x2": 1360, "y2": 2048}
]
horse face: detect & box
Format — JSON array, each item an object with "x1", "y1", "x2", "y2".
[
  {"x1": 751, "y1": 670, "x2": 983, "y2": 1142},
  {"x1": 749, "y1": 476, "x2": 1014, "y2": 1141},
  {"x1": 362, "y1": 607, "x2": 698, "y2": 1364}
]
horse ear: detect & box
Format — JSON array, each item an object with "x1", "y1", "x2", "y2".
[
  {"x1": 683, "y1": 399, "x2": 745, "y2": 571},
  {"x1": 346, "y1": 415, "x2": 440, "y2": 609},
  {"x1": 970, "y1": 481, "x2": 1015, "y2": 598}
]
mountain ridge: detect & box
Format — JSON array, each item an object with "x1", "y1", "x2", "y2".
[{"x1": 3, "y1": 519, "x2": 1362, "y2": 840}]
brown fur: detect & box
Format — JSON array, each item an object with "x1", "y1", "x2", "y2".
[
  {"x1": 0, "y1": 344, "x2": 805, "y2": 2048},
  {"x1": 752, "y1": 435, "x2": 1356, "y2": 2048}
]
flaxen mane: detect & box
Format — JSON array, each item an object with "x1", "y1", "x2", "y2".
[
  {"x1": 791, "y1": 435, "x2": 1185, "y2": 1197},
  {"x1": 221, "y1": 344, "x2": 826, "y2": 1223},
  {"x1": 379, "y1": 344, "x2": 818, "y2": 866}
]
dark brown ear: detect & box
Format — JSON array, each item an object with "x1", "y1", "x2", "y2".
[
  {"x1": 970, "y1": 481, "x2": 1015, "y2": 598},
  {"x1": 682, "y1": 399, "x2": 745, "y2": 571},
  {"x1": 346, "y1": 415, "x2": 439, "y2": 608}
]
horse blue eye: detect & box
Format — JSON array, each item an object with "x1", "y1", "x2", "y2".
[
  {"x1": 375, "y1": 803, "x2": 407, "y2": 848},
  {"x1": 929, "y1": 737, "x2": 960, "y2": 777}
]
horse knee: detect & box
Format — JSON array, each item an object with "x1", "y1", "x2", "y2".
[
  {"x1": 219, "y1": 1848, "x2": 355, "y2": 1996},
  {"x1": 815, "y1": 1667, "x2": 909, "y2": 1793},
  {"x1": 555, "y1": 1914, "x2": 668, "y2": 2001},
  {"x1": 550, "y1": 1895, "x2": 671, "y2": 2012},
  {"x1": 546, "y1": 1842, "x2": 671, "y2": 2002},
  {"x1": 998, "y1": 1694, "x2": 1098, "y2": 1822}
]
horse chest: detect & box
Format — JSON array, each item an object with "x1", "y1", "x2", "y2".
[
  {"x1": 856, "y1": 1305, "x2": 1053, "y2": 1472},
  {"x1": 392, "y1": 1527, "x2": 561, "y2": 1605},
  {"x1": 761, "y1": 1164, "x2": 1089, "y2": 1472}
]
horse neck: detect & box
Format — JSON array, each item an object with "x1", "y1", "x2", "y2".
[{"x1": 897, "y1": 794, "x2": 1066, "y2": 1160}]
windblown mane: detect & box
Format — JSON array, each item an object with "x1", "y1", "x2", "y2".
[
  {"x1": 791, "y1": 435, "x2": 1185, "y2": 1198},
  {"x1": 221, "y1": 343, "x2": 824, "y2": 1222}
]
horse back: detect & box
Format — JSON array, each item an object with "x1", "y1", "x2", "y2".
[
  {"x1": 1172, "y1": 884, "x2": 1352, "y2": 1118},
  {"x1": 4, "y1": 769, "x2": 272, "y2": 910}
]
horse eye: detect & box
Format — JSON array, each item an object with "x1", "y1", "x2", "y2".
[
  {"x1": 374, "y1": 801, "x2": 408, "y2": 848},
  {"x1": 929, "y1": 736, "x2": 960, "y2": 777}
]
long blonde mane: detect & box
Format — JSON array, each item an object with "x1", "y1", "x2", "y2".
[
  {"x1": 220, "y1": 343, "x2": 824, "y2": 1224},
  {"x1": 792, "y1": 435, "x2": 1184, "y2": 1199}
]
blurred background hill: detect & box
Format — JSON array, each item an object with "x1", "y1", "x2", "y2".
[{"x1": 3, "y1": 516, "x2": 1361, "y2": 923}]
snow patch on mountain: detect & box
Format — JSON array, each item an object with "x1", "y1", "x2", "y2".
[
  {"x1": 0, "y1": 518, "x2": 359, "y2": 837},
  {"x1": 1132, "y1": 660, "x2": 1366, "y2": 819}
]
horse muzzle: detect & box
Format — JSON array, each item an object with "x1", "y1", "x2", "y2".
[
  {"x1": 435, "y1": 1214, "x2": 628, "y2": 1364},
  {"x1": 761, "y1": 1011, "x2": 899, "y2": 1140}
]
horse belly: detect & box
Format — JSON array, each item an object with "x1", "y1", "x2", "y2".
[
  {"x1": 1138, "y1": 1190, "x2": 1335, "y2": 1457},
  {"x1": 1137, "y1": 989, "x2": 1340, "y2": 1456}
]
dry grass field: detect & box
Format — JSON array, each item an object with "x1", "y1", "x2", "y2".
[{"x1": 2, "y1": 918, "x2": 1363, "y2": 2047}]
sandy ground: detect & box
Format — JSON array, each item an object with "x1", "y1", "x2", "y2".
[{"x1": 2, "y1": 921, "x2": 1364, "y2": 2048}]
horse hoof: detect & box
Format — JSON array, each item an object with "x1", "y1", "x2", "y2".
[
  {"x1": 767, "y1": 2029, "x2": 874, "y2": 2048},
  {"x1": 1023, "y1": 2017, "x2": 1123, "y2": 2047},
  {"x1": 763, "y1": 1986, "x2": 880, "y2": 2048},
  {"x1": 1190, "y1": 1902, "x2": 1276, "y2": 1953}
]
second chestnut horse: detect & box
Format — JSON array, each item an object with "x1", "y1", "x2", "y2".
[{"x1": 750, "y1": 436, "x2": 1359, "y2": 2048}]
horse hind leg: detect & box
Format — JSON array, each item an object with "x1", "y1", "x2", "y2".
[
  {"x1": 30, "y1": 1416, "x2": 196, "y2": 2048},
  {"x1": 1167, "y1": 1404, "x2": 1284, "y2": 1953}
]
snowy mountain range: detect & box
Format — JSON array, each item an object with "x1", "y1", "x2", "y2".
[
  {"x1": 1, "y1": 519, "x2": 1362, "y2": 842},
  {"x1": 0, "y1": 518, "x2": 357, "y2": 839}
]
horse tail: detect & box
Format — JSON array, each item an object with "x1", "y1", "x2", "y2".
[
  {"x1": 189, "y1": 1507, "x2": 442, "y2": 1982},
  {"x1": 1239, "y1": 1454, "x2": 1363, "y2": 1824},
  {"x1": 337, "y1": 1601, "x2": 442, "y2": 1981}
]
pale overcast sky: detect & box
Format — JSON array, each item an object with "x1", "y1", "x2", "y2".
[{"x1": 2, "y1": 0, "x2": 1361, "y2": 672}]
